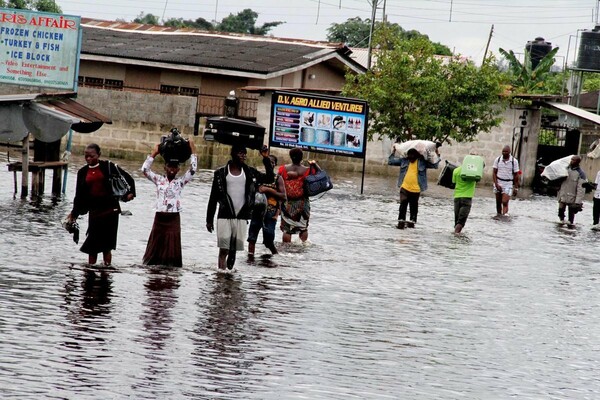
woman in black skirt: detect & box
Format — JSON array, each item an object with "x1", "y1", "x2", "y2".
[
  {"x1": 141, "y1": 140, "x2": 196, "y2": 267},
  {"x1": 67, "y1": 143, "x2": 136, "y2": 266}
]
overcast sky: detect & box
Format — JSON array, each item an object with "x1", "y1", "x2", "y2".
[{"x1": 57, "y1": 0, "x2": 600, "y2": 67}]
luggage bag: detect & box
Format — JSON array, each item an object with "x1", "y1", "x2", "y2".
[
  {"x1": 204, "y1": 116, "x2": 266, "y2": 150},
  {"x1": 460, "y1": 155, "x2": 484, "y2": 181},
  {"x1": 438, "y1": 160, "x2": 457, "y2": 189}
]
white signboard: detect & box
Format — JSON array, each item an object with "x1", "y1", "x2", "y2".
[{"x1": 0, "y1": 8, "x2": 81, "y2": 90}]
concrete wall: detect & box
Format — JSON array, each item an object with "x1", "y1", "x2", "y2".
[{"x1": 0, "y1": 83, "x2": 545, "y2": 186}]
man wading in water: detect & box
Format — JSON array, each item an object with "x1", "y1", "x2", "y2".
[{"x1": 492, "y1": 145, "x2": 520, "y2": 217}]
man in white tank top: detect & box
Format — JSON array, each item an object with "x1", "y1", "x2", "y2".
[{"x1": 206, "y1": 144, "x2": 273, "y2": 269}]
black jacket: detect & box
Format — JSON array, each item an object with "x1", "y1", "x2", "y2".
[
  {"x1": 70, "y1": 160, "x2": 136, "y2": 218},
  {"x1": 206, "y1": 157, "x2": 274, "y2": 223}
]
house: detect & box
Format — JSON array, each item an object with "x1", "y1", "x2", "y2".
[{"x1": 39, "y1": 18, "x2": 358, "y2": 165}]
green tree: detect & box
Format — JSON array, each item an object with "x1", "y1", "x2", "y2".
[
  {"x1": 32, "y1": 0, "x2": 61, "y2": 13},
  {"x1": 582, "y1": 74, "x2": 600, "y2": 93},
  {"x1": 216, "y1": 9, "x2": 283, "y2": 35},
  {"x1": 327, "y1": 17, "x2": 451, "y2": 56},
  {"x1": 164, "y1": 17, "x2": 214, "y2": 30},
  {"x1": 498, "y1": 47, "x2": 560, "y2": 93},
  {"x1": 0, "y1": 0, "x2": 61, "y2": 12},
  {"x1": 343, "y1": 31, "x2": 505, "y2": 143},
  {"x1": 134, "y1": 12, "x2": 160, "y2": 25}
]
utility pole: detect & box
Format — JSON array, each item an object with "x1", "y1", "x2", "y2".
[
  {"x1": 482, "y1": 24, "x2": 494, "y2": 65},
  {"x1": 367, "y1": 0, "x2": 381, "y2": 70}
]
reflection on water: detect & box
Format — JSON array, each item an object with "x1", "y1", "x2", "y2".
[{"x1": 2, "y1": 151, "x2": 600, "y2": 398}]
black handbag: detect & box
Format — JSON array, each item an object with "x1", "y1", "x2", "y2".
[
  {"x1": 108, "y1": 162, "x2": 130, "y2": 200},
  {"x1": 304, "y1": 166, "x2": 333, "y2": 197}
]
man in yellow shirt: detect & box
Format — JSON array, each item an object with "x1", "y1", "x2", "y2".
[{"x1": 397, "y1": 148, "x2": 440, "y2": 229}]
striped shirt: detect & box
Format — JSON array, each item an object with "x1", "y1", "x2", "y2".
[{"x1": 493, "y1": 155, "x2": 519, "y2": 181}]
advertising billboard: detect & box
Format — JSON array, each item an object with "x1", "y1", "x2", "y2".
[
  {"x1": 0, "y1": 8, "x2": 81, "y2": 90},
  {"x1": 269, "y1": 91, "x2": 368, "y2": 159}
]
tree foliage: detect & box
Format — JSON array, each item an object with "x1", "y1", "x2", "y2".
[
  {"x1": 0, "y1": 0, "x2": 61, "y2": 12},
  {"x1": 216, "y1": 9, "x2": 282, "y2": 35},
  {"x1": 327, "y1": 17, "x2": 451, "y2": 56},
  {"x1": 582, "y1": 74, "x2": 600, "y2": 93},
  {"x1": 134, "y1": 12, "x2": 160, "y2": 25},
  {"x1": 498, "y1": 47, "x2": 560, "y2": 93},
  {"x1": 164, "y1": 17, "x2": 213, "y2": 30},
  {"x1": 343, "y1": 29, "x2": 506, "y2": 144},
  {"x1": 134, "y1": 9, "x2": 282, "y2": 35}
]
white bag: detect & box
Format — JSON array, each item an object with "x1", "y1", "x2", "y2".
[
  {"x1": 391, "y1": 140, "x2": 439, "y2": 163},
  {"x1": 540, "y1": 155, "x2": 573, "y2": 181},
  {"x1": 588, "y1": 139, "x2": 600, "y2": 159}
]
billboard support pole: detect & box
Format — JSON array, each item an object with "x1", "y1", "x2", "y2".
[{"x1": 360, "y1": 155, "x2": 366, "y2": 195}]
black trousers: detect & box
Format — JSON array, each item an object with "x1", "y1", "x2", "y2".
[
  {"x1": 594, "y1": 198, "x2": 600, "y2": 225},
  {"x1": 558, "y1": 202, "x2": 579, "y2": 224},
  {"x1": 398, "y1": 188, "x2": 421, "y2": 222}
]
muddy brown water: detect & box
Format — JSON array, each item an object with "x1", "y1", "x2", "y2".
[{"x1": 2, "y1": 151, "x2": 600, "y2": 399}]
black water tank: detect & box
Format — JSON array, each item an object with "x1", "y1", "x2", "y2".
[
  {"x1": 577, "y1": 26, "x2": 600, "y2": 71},
  {"x1": 526, "y1": 37, "x2": 552, "y2": 69}
]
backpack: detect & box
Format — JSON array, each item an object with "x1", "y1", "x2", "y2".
[{"x1": 496, "y1": 156, "x2": 515, "y2": 175}]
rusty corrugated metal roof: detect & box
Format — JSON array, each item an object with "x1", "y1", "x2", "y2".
[
  {"x1": 79, "y1": 18, "x2": 365, "y2": 76},
  {"x1": 40, "y1": 98, "x2": 112, "y2": 125},
  {"x1": 0, "y1": 93, "x2": 111, "y2": 134}
]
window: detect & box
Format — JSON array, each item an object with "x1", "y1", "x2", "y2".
[
  {"x1": 160, "y1": 85, "x2": 199, "y2": 97},
  {"x1": 179, "y1": 86, "x2": 199, "y2": 97},
  {"x1": 104, "y1": 79, "x2": 124, "y2": 90},
  {"x1": 78, "y1": 76, "x2": 124, "y2": 90},
  {"x1": 160, "y1": 85, "x2": 179, "y2": 95},
  {"x1": 84, "y1": 77, "x2": 104, "y2": 87}
]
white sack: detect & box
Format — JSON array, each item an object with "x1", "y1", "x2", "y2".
[
  {"x1": 587, "y1": 139, "x2": 600, "y2": 159},
  {"x1": 540, "y1": 155, "x2": 573, "y2": 181},
  {"x1": 392, "y1": 140, "x2": 438, "y2": 163}
]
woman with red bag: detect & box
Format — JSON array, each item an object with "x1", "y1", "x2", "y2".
[{"x1": 278, "y1": 147, "x2": 319, "y2": 243}]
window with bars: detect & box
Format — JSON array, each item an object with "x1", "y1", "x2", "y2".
[
  {"x1": 84, "y1": 77, "x2": 104, "y2": 87},
  {"x1": 78, "y1": 76, "x2": 124, "y2": 90},
  {"x1": 160, "y1": 84, "x2": 179, "y2": 95},
  {"x1": 179, "y1": 86, "x2": 199, "y2": 97},
  {"x1": 160, "y1": 85, "x2": 199, "y2": 97},
  {"x1": 104, "y1": 79, "x2": 124, "y2": 90}
]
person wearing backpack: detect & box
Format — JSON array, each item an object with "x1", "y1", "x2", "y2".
[{"x1": 492, "y1": 145, "x2": 520, "y2": 217}]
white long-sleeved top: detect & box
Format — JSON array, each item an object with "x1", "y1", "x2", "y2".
[{"x1": 141, "y1": 154, "x2": 197, "y2": 212}]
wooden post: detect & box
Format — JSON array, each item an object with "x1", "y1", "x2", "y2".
[{"x1": 21, "y1": 133, "x2": 29, "y2": 198}]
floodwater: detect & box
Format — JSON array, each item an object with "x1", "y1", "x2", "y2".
[{"x1": 2, "y1": 148, "x2": 600, "y2": 399}]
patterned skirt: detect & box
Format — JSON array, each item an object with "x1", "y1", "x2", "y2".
[{"x1": 280, "y1": 198, "x2": 310, "y2": 234}]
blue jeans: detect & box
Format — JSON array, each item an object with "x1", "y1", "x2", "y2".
[{"x1": 248, "y1": 208, "x2": 277, "y2": 249}]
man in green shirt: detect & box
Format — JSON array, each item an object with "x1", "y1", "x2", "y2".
[{"x1": 452, "y1": 165, "x2": 477, "y2": 234}]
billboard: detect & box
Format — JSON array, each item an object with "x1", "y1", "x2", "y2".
[
  {"x1": 0, "y1": 8, "x2": 81, "y2": 90},
  {"x1": 269, "y1": 91, "x2": 368, "y2": 158}
]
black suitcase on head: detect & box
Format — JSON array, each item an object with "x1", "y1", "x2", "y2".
[{"x1": 204, "y1": 116, "x2": 266, "y2": 150}]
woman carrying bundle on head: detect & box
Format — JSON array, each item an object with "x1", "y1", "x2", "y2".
[{"x1": 141, "y1": 139, "x2": 197, "y2": 267}]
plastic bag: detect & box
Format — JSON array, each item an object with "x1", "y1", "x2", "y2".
[
  {"x1": 541, "y1": 155, "x2": 573, "y2": 181},
  {"x1": 588, "y1": 139, "x2": 600, "y2": 159}
]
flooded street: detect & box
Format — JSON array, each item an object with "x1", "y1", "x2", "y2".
[{"x1": 2, "y1": 150, "x2": 600, "y2": 399}]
